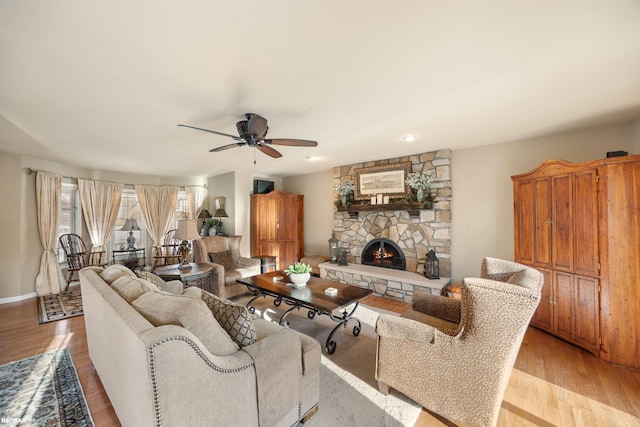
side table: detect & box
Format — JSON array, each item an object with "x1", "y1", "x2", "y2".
[
  {"x1": 112, "y1": 248, "x2": 146, "y2": 271},
  {"x1": 154, "y1": 263, "x2": 213, "y2": 290},
  {"x1": 251, "y1": 255, "x2": 277, "y2": 274}
]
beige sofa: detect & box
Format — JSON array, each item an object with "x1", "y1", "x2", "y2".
[
  {"x1": 192, "y1": 235, "x2": 261, "y2": 299},
  {"x1": 80, "y1": 265, "x2": 320, "y2": 427}
]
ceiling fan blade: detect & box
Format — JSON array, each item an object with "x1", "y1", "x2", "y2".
[
  {"x1": 256, "y1": 144, "x2": 282, "y2": 158},
  {"x1": 209, "y1": 142, "x2": 246, "y2": 152},
  {"x1": 265, "y1": 138, "x2": 318, "y2": 147},
  {"x1": 247, "y1": 114, "x2": 269, "y2": 139},
  {"x1": 178, "y1": 124, "x2": 243, "y2": 141}
]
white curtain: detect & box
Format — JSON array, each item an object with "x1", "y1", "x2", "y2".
[
  {"x1": 135, "y1": 185, "x2": 179, "y2": 246},
  {"x1": 78, "y1": 179, "x2": 124, "y2": 257},
  {"x1": 185, "y1": 185, "x2": 207, "y2": 219},
  {"x1": 35, "y1": 171, "x2": 66, "y2": 295}
]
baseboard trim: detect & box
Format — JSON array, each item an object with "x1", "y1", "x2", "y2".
[{"x1": 0, "y1": 292, "x2": 38, "y2": 304}]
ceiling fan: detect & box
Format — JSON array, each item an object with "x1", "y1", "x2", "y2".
[{"x1": 178, "y1": 113, "x2": 318, "y2": 159}]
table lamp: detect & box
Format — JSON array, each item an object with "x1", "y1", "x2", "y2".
[
  {"x1": 197, "y1": 209, "x2": 212, "y2": 236},
  {"x1": 174, "y1": 219, "x2": 201, "y2": 269},
  {"x1": 120, "y1": 218, "x2": 141, "y2": 250},
  {"x1": 213, "y1": 208, "x2": 229, "y2": 235}
]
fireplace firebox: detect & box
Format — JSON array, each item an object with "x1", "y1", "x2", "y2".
[{"x1": 361, "y1": 238, "x2": 406, "y2": 270}]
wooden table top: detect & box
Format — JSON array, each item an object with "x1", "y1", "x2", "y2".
[
  {"x1": 153, "y1": 263, "x2": 213, "y2": 279},
  {"x1": 236, "y1": 271, "x2": 373, "y2": 313}
]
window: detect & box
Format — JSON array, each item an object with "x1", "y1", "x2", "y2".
[
  {"x1": 175, "y1": 190, "x2": 188, "y2": 225},
  {"x1": 112, "y1": 189, "x2": 146, "y2": 251},
  {"x1": 57, "y1": 183, "x2": 82, "y2": 263}
]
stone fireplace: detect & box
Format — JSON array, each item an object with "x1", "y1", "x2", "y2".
[
  {"x1": 361, "y1": 238, "x2": 406, "y2": 271},
  {"x1": 322, "y1": 149, "x2": 452, "y2": 302}
]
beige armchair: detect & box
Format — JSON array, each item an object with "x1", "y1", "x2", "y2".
[
  {"x1": 375, "y1": 257, "x2": 543, "y2": 427},
  {"x1": 192, "y1": 235, "x2": 261, "y2": 299}
]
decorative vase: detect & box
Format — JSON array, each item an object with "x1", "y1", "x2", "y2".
[
  {"x1": 341, "y1": 195, "x2": 347, "y2": 206},
  {"x1": 289, "y1": 272, "x2": 310, "y2": 286},
  {"x1": 209, "y1": 228, "x2": 216, "y2": 236},
  {"x1": 417, "y1": 188, "x2": 425, "y2": 202}
]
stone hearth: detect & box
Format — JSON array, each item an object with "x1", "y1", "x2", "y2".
[{"x1": 320, "y1": 262, "x2": 449, "y2": 302}]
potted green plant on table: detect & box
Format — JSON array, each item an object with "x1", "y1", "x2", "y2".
[{"x1": 284, "y1": 262, "x2": 313, "y2": 287}]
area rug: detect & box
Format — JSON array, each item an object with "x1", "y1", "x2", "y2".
[
  {"x1": 37, "y1": 286, "x2": 84, "y2": 324},
  {"x1": 0, "y1": 348, "x2": 94, "y2": 427},
  {"x1": 233, "y1": 295, "x2": 422, "y2": 426}
]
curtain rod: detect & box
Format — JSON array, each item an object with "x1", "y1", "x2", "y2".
[{"x1": 23, "y1": 168, "x2": 207, "y2": 189}]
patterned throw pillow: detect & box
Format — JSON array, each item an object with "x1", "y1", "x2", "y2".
[
  {"x1": 200, "y1": 290, "x2": 256, "y2": 347},
  {"x1": 208, "y1": 250, "x2": 236, "y2": 270},
  {"x1": 137, "y1": 271, "x2": 183, "y2": 295}
]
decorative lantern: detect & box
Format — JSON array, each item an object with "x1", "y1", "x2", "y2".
[
  {"x1": 337, "y1": 248, "x2": 349, "y2": 266},
  {"x1": 424, "y1": 249, "x2": 440, "y2": 279},
  {"x1": 329, "y1": 231, "x2": 339, "y2": 264}
]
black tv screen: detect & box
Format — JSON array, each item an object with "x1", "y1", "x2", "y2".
[{"x1": 254, "y1": 179, "x2": 274, "y2": 194}]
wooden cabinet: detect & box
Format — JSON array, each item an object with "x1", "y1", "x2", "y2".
[
  {"x1": 513, "y1": 156, "x2": 640, "y2": 369},
  {"x1": 250, "y1": 190, "x2": 304, "y2": 271}
]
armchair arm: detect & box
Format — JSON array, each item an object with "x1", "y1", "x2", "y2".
[
  {"x1": 376, "y1": 314, "x2": 436, "y2": 344},
  {"x1": 236, "y1": 257, "x2": 261, "y2": 268},
  {"x1": 242, "y1": 328, "x2": 302, "y2": 427},
  {"x1": 412, "y1": 290, "x2": 461, "y2": 323}
]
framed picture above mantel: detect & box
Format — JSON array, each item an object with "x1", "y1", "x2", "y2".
[{"x1": 354, "y1": 162, "x2": 411, "y2": 200}]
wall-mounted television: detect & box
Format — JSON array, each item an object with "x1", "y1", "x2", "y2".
[{"x1": 254, "y1": 179, "x2": 274, "y2": 194}]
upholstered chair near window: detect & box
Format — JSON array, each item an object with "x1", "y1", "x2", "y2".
[
  {"x1": 375, "y1": 257, "x2": 543, "y2": 427},
  {"x1": 192, "y1": 235, "x2": 261, "y2": 299}
]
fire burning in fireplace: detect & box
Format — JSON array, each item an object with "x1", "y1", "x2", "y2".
[{"x1": 362, "y1": 238, "x2": 406, "y2": 271}]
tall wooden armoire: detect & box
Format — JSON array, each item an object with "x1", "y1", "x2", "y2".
[
  {"x1": 512, "y1": 155, "x2": 640, "y2": 369},
  {"x1": 250, "y1": 190, "x2": 304, "y2": 271}
]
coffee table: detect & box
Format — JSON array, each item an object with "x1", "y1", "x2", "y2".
[
  {"x1": 237, "y1": 271, "x2": 373, "y2": 354},
  {"x1": 154, "y1": 263, "x2": 213, "y2": 290}
]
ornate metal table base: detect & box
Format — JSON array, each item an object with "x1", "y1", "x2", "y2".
[{"x1": 245, "y1": 291, "x2": 362, "y2": 355}]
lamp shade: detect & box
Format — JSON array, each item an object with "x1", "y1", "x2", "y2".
[
  {"x1": 197, "y1": 209, "x2": 212, "y2": 219},
  {"x1": 120, "y1": 218, "x2": 141, "y2": 231},
  {"x1": 174, "y1": 219, "x2": 201, "y2": 241},
  {"x1": 213, "y1": 208, "x2": 229, "y2": 218}
]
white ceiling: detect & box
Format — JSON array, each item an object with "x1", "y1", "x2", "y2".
[{"x1": 2, "y1": 1, "x2": 640, "y2": 179}]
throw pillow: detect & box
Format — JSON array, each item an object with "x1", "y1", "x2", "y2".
[
  {"x1": 200, "y1": 289, "x2": 257, "y2": 347},
  {"x1": 100, "y1": 264, "x2": 137, "y2": 284},
  {"x1": 132, "y1": 291, "x2": 239, "y2": 356},
  {"x1": 137, "y1": 271, "x2": 183, "y2": 295},
  {"x1": 209, "y1": 250, "x2": 236, "y2": 270},
  {"x1": 111, "y1": 276, "x2": 158, "y2": 303}
]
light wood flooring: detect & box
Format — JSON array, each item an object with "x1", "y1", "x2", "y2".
[{"x1": 1, "y1": 292, "x2": 639, "y2": 426}]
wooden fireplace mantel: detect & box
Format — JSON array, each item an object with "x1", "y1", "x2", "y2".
[{"x1": 336, "y1": 202, "x2": 432, "y2": 218}]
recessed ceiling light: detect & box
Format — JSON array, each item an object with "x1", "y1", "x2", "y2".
[
  {"x1": 403, "y1": 135, "x2": 415, "y2": 142},
  {"x1": 306, "y1": 156, "x2": 320, "y2": 161}
]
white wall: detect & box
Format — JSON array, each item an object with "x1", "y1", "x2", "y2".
[
  {"x1": 284, "y1": 122, "x2": 636, "y2": 283},
  {"x1": 283, "y1": 169, "x2": 335, "y2": 256}
]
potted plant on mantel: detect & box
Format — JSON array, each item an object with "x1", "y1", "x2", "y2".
[
  {"x1": 333, "y1": 179, "x2": 356, "y2": 206},
  {"x1": 405, "y1": 169, "x2": 435, "y2": 204}
]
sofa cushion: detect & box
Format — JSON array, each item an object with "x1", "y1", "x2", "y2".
[
  {"x1": 198, "y1": 289, "x2": 256, "y2": 347},
  {"x1": 111, "y1": 276, "x2": 158, "y2": 303},
  {"x1": 209, "y1": 250, "x2": 236, "y2": 270},
  {"x1": 137, "y1": 271, "x2": 184, "y2": 295},
  {"x1": 131, "y1": 291, "x2": 239, "y2": 356},
  {"x1": 100, "y1": 264, "x2": 137, "y2": 284}
]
